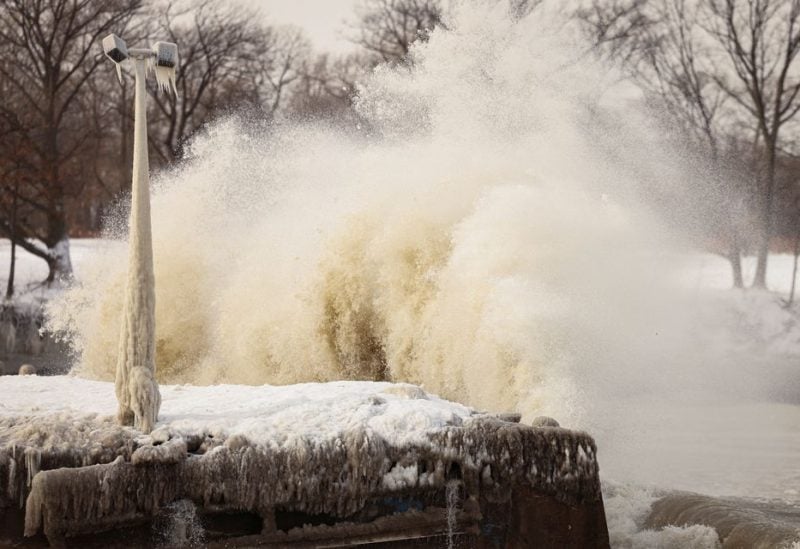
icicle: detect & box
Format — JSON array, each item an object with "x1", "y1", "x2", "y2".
[
  {"x1": 147, "y1": 57, "x2": 177, "y2": 95},
  {"x1": 147, "y1": 43, "x2": 178, "y2": 96},
  {"x1": 9, "y1": 458, "x2": 19, "y2": 506},
  {"x1": 23, "y1": 474, "x2": 43, "y2": 537},
  {"x1": 24, "y1": 448, "x2": 40, "y2": 488},
  {"x1": 446, "y1": 479, "x2": 460, "y2": 549},
  {"x1": 2, "y1": 320, "x2": 16, "y2": 354},
  {"x1": 6, "y1": 447, "x2": 19, "y2": 504},
  {"x1": 156, "y1": 65, "x2": 177, "y2": 95}
]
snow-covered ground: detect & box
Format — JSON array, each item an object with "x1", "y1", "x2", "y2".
[
  {"x1": 673, "y1": 251, "x2": 800, "y2": 295},
  {"x1": 0, "y1": 239, "x2": 109, "y2": 288},
  {"x1": 0, "y1": 375, "x2": 473, "y2": 447},
  {"x1": 0, "y1": 238, "x2": 115, "y2": 310}
]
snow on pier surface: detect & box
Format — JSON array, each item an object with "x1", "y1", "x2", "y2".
[{"x1": 0, "y1": 375, "x2": 474, "y2": 446}]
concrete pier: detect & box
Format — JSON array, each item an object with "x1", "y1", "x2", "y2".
[{"x1": 0, "y1": 377, "x2": 609, "y2": 547}]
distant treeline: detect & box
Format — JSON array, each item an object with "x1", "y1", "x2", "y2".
[
  {"x1": 1, "y1": 0, "x2": 799, "y2": 291},
  {"x1": 0, "y1": 0, "x2": 440, "y2": 288}
]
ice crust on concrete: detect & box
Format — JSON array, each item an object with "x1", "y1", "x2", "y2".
[{"x1": 0, "y1": 376, "x2": 601, "y2": 542}]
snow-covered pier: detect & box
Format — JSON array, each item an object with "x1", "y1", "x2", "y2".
[{"x1": 0, "y1": 376, "x2": 609, "y2": 547}]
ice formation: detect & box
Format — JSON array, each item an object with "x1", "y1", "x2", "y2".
[
  {"x1": 1, "y1": 317, "x2": 15, "y2": 354},
  {"x1": 9, "y1": 418, "x2": 600, "y2": 542},
  {"x1": 446, "y1": 480, "x2": 460, "y2": 549},
  {"x1": 151, "y1": 65, "x2": 178, "y2": 96},
  {"x1": 148, "y1": 41, "x2": 178, "y2": 96},
  {"x1": 115, "y1": 58, "x2": 160, "y2": 433},
  {"x1": 0, "y1": 376, "x2": 602, "y2": 544}
]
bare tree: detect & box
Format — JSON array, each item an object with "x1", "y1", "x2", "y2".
[
  {"x1": 582, "y1": 0, "x2": 800, "y2": 289},
  {"x1": 350, "y1": 0, "x2": 443, "y2": 64},
  {"x1": 0, "y1": 72, "x2": 26, "y2": 297},
  {"x1": 581, "y1": 0, "x2": 654, "y2": 50},
  {"x1": 0, "y1": 0, "x2": 141, "y2": 283},
  {"x1": 581, "y1": 0, "x2": 747, "y2": 287},
  {"x1": 508, "y1": 0, "x2": 543, "y2": 21},
  {"x1": 0, "y1": 130, "x2": 27, "y2": 298},
  {"x1": 702, "y1": 0, "x2": 800, "y2": 288},
  {"x1": 144, "y1": 1, "x2": 311, "y2": 163},
  {"x1": 145, "y1": 0, "x2": 260, "y2": 163},
  {"x1": 255, "y1": 26, "x2": 312, "y2": 115},
  {"x1": 784, "y1": 188, "x2": 800, "y2": 305},
  {"x1": 288, "y1": 52, "x2": 369, "y2": 120}
]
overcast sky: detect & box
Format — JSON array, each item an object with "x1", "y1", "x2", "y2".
[{"x1": 251, "y1": 0, "x2": 359, "y2": 53}]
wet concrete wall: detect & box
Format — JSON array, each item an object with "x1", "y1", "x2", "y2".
[{"x1": 0, "y1": 414, "x2": 610, "y2": 548}]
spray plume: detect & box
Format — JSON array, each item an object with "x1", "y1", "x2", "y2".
[{"x1": 48, "y1": 1, "x2": 746, "y2": 430}]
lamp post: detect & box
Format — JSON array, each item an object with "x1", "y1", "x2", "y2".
[{"x1": 103, "y1": 34, "x2": 177, "y2": 433}]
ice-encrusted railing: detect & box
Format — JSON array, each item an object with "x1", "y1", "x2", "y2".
[{"x1": 0, "y1": 414, "x2": 601, "y2": 542}]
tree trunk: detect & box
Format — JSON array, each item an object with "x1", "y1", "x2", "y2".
[
  {"x1": 45, "y1": 237, "x2": 73, "y2": 284},
  {"x1": 5, "y1": 190, "x2": 17, "y2": 299},
  {"x1": 788, "y1": 224, "x2": 800, "y2": 307},
  {"x1": 42, "y1": 92, "x2": 73, "y2": 285},
  {"x1": 726, "y1": 204, "x2": 743, "y2": 289},
  {"x1": 6, "y1": 239, "x2": 16, "y2": 299},
  {"x1": 44, "y1": 203, "x2": 73, "y2": 284},
  {"x1": 729, "y1": 242, "x2": 743, "y2": 289},
  {"x1": 752, "y1": 143, "x2": 777, "y2": 289}
]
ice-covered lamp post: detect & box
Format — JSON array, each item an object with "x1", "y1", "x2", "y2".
[{"x1": 102, "y1": 34, "x2": 178, "y2": 433}]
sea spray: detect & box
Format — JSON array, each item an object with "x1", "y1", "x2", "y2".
[
  {"x1": 48, "y1": 2, "x2": 677, "y2": 425},
  {"x1": 154, "y1": 499, "x2": 205, "y2": 547}
]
